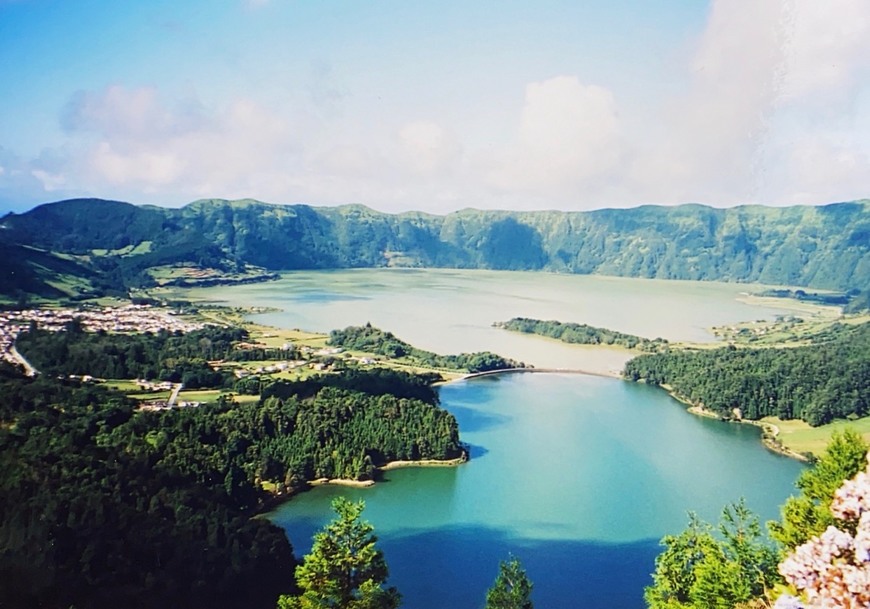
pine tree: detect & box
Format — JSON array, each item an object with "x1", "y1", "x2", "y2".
[
  {"x1": 277, "y1": 497, "x2": 400, "y2": 609},
  {"x1": 485, "y1": 556, "x2": 534, "y2": 609}
]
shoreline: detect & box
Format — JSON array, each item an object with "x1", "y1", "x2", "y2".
[
  {"x1": 309, "y1": 454, "x2": 469, "y2": 485},
  {"x1": 738, "y1": 418, "x2": 811, "y2": 462},
  {"x1": 379, "y1": 455, "x2": 468, "y2": 470},
  {"x1": 664, "y1": 386, "x2": 810, "y2": 463},
  {"x1": 258, "y1": 454, "x2": 469, "y2": 514},
  {"x1": 460, "y1": 366, "x2": 623, "y2": 382},
  {"x1": 309, "y1": 477, "x2": 376, "y2": 488},
  {"x1": 310, "y1": 453, "x2": 469, "y2": 486}
]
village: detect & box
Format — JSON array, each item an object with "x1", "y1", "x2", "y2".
[
  {"x1": 0, "y1": 304, "x2": 205, "y2": 372},
  {"x1": 0, "y1": 304, "x2": 389, "y2": 412}
]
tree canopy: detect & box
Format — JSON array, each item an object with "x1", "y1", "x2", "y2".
[
  {"x1": 496, "y1": 317, "x2": 668, "y2": 352},
  {"x1": 646, "y1": 429, "x2": 869, "y2": 609},
  {"x1": 278, "y1": 498, "x2": 400, "y2": 609},
  {"x1": 328, "y1": 324, "x2": 524, "y2": 373},
  {"x1": 0, "y1": 349, "x2": 461, "y2": 607},
  {"x1": 645, "y1": 500, "x2": 778, "y2": 609},
  {"x1": 485, "y1": 556, "x2": 534, "y2": 609},
  {"x1": 624, "y1": 322, "x2": 870, "y2": 426}
]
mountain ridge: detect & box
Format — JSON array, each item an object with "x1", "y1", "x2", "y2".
[{"x1": 2, "y1": 197, "x2": 869, "y2": 300}]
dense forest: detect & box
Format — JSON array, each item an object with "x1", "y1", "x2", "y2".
[
  {"x1": 758, "y1": 288, "x2": 852, "y2": 306},
  {"x1": 0, "y1": 344, "x2": 461, "y2": 608},
  {"x1": 496, "y1": 317, "x2": 669, "y2": 351},
  {"x1": 15, "y1": 324, "x2": 267, "y2": 388},
  {"x1": 327, "y1": 324, "x2": 525, "y2": 372},
  {"x1": 0, "y1": 363, "x2": 297, "y2": 609},
  {"x1": 623, "y1": 322, "x2": 870, "y2": 426},
  {"x1": 2, "y1": 197, "x2": 869, "y2": 302}
]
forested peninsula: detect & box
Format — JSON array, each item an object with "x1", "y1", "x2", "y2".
[
  {"x1": 2, "y1": 197, "x2": 870, "y2": 304},
  {"x1": 0, "y1": 322, "x2": 465, "y2": 609},
  {"x1": 623, "y1": 322, "x2": 870, "y2": 427},
  {"x1": 327, "y1": 324, "x2": 524, "y2": 373}
]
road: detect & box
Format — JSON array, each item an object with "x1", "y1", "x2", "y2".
[
  {"x1": 167, "y1": 383, "x2": 184, "y2": 407},
  {"x1": 9, "y1": 344, "x2": 38, "y2": 376}
]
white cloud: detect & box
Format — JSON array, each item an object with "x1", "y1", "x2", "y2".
[
  {"x1": 759, "y1": 0, "x2": 870, "y2": 205},
  {"x1": 488, "y1": 76, "x2": 621, "y2": 200},
  {"x1": 8, "y1": 0, "x2": 870, "y2": 214},
  {"x1": 624, "y1": 0, "x2": 870, "y2": 207},
  {"x1": 90, "y1": 143, "x2": 182, "y2": 187},
  {"x1": 29, "y1": 169, "x2": 66, "y2": 191},
  {"x1": 397, "y1": 121, "x2": 461, "y2": 176},
  {"x1": 0, "y1": 146, "x2": 78, "y2": 210},
  {"x1": 778, "y1": 0, "x2": 870, "y2": 101},
  {"x1": 48, "y1": 85, "x2": 305, "y2": 201},
  {"x1": 627, "y1": 1, "x2": 790, "y2": 205}
]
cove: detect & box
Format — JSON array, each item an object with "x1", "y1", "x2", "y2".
[{"x1": 268, "y1": 373, "x2": 805, "y2": 609}]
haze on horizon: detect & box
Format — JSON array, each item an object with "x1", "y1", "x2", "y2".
[{"x1": 1, "y1": 0, "x2": 869, "y2": 215}]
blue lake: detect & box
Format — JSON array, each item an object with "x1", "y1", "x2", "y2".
[
  {"x1": 269, "y1": 373, "x2": 804, "y2": 609},
  {"x1": 180, "y1": 270, "x2": 814, "y2": 608}
]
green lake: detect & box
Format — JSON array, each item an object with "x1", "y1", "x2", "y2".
[{"x1": 179, "y1": 270, "x2": 810, "y2": 608}]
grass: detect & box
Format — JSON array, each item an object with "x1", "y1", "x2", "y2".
[
  {"x1": 761, "y1": 415, "x2": 870, "y2": 457},
  {"x1": 174, "y1": 389, "x2": 260, "y2": 405},
  {"x1": 703, "y1": 311, "x2": 870, "y2": 350},
  {"x1": 145, "y1": 264, "x2": 274, "y2": 287},
  {"x1": 122, "y1": 385, "x2": 262, "y2": 405},
  {"x1": 128, "y1": 390, "x2": 171, "y2": 400},
  {"x1": 122, "y1": 388, "x2": 260, "y2": 404},
  {"x1": 103, "y1": 379, "x2": 142, "y2": 392},
  {"x1": 91, "y1": 242, "x2": 152, "y2": 257},
  {"x1": 44, "y1": 272, "x2": 95, "y2": 297}
]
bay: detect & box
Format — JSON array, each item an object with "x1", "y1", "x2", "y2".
[{"x1": 174, "y1": 270, "x2": 811, "y2": 608}]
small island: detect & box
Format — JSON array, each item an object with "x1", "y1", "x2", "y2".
[{"x1": 494, "y1": 317, "x2": 669, "y2": 352}]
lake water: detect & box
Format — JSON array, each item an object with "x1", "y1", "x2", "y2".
[
  {"x1": 180, "y1": 269, "x2": 807, "y2": 374},
  {"x1": 177, "y1": 270, "x2": 809, "y2": 609}
]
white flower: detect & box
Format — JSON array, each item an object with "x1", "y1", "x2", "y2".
[{"x1": 777, "y1": 455, "x2": 870, "y2": 609}]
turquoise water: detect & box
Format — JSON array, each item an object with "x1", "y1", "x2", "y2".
[
  {"x1": 269, "y1": 373, "x2": 805, "y2": 609},
  {"x1": 176, "y1": 270, "x2": 810, "y2": 608}
]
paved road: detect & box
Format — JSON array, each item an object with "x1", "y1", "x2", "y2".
[
  {"x1": 167, "y1": 383, "x2": 184, "y2": 407},
  {"x1": 9, "y1": 344, "x2": 38, "y2": 376}
]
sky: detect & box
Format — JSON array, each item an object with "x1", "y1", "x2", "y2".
[{"x1": 1, "y1": 0, "x2": 870, "y2": 214}]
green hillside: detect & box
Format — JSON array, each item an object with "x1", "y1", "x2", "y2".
[{"x1": 2, "y1": 197, "x2": 869, "y2": 301}]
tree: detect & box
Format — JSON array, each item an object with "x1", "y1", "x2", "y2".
[
  {"x1": 769, "y1": 429, "x2": 868, "y2": 550},
  {"x1": 485, "y1": 556, "x2": 534, "y2": 609},
  {"x1": 645, "y1": 514, "x2": 719, "y2": 609},
  {"x1": 277, "y1": 498, "x2": 400, "y2": 609},
  {"x1": 646, "y1": 502, "x2": 777, "y2": 609}
]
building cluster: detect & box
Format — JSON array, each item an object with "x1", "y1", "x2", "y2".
[
  {"x1": 0, "y1": 305, "x2": 205, "y2": 372},
  {"x1": 234, "y1": 360, "x2": 308, "y2": 378}
]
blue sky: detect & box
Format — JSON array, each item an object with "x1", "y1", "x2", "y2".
[{"x1": 1, "y1": 0, "x2": 869, "y2": 214}]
